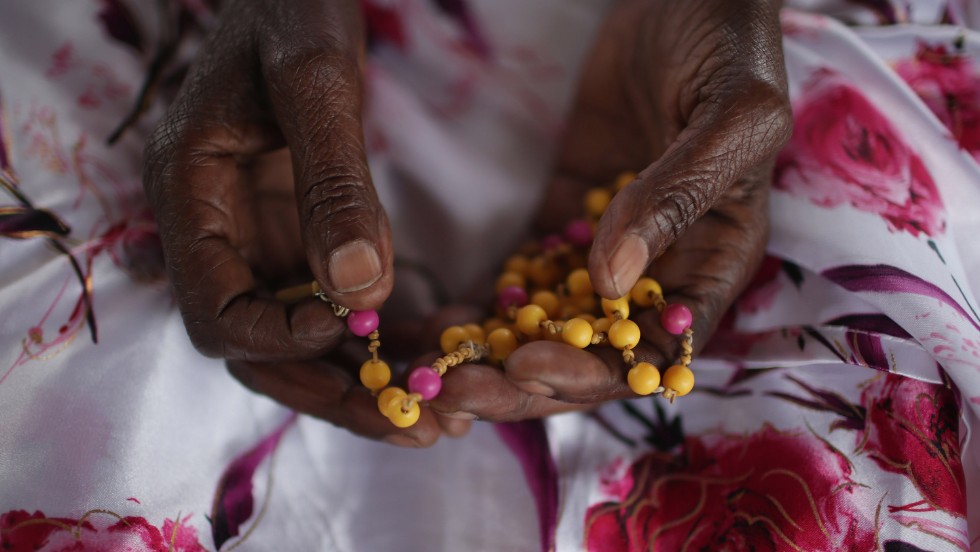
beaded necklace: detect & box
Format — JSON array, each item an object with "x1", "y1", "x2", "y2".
[{"x1": 282, "y1": 172, "x2": 696, "y2": 428}]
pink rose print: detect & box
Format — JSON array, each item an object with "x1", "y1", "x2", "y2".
[
  {"x1": 775, "y1": 70, "x2": 945, "y2": 237},
  {"x1": 895, "y1": 41, "x2": 980, "y2": 161},
  {"x1": 0, "y1": 509, "x2": 206, "y2": 551},
  {"x1": 585, "y1": 424, "x2": 877, "y2": 551}
]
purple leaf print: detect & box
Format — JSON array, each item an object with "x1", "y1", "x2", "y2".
[
  {"x1": 495, "y1": 421, "x2": 557, "y2": 552},
  {"x1": 823, "y1": 264, "x2": 980, "y2": 332},
  {"x1": 210, "y1": 412, "x2": 297, "y2": 550},
  {"x1": 0, "y1": 91, "x2": 10, "y2": 174},
  {"x1": 848, "y1": 329, "x2": 890, "y2": 371},
  {"x1": 767, "y1": 374, "x2": 867, "y2": 432},
  {"x1": 846, "y1": 0, "x2": 898, "y2": 23},
  {"x1": 883, "y1": 541, "x2": 931, "y2": 552},
  {"x1": 824, "y1": 313, "x2": 912, "y2": 339},
  {"x1": 0, "y1": 206, "x2": 71, "y2": 239},
  {"x1": 96, "y1": 0, "x2": 145, "y2": 53}
]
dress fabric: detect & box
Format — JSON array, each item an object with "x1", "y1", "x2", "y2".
[{"x1": 2, "y1": 1, "x2": 980, "y2": 550}]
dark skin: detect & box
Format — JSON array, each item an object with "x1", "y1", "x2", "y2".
[
  {"x1": 144, "y1": 0, "x2": 790, "y2": 444},
  {"x1": 432, "y1": 0, "x2": 792, "y2": 420}
]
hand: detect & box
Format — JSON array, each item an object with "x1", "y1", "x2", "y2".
[
  {"x1": 143, "y1": 0, "x2": 450, "y2": 445},
  {"x1": 430, "y1": 0, "x2": 792, "y2": 420}
]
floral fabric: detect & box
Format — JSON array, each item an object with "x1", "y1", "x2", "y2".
[{"x1": 1, "y1": 1, "x2": 980, "y2": 551}]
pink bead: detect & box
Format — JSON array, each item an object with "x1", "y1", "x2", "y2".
[
  {"x1": 541, "y1": 234, "x2": 564, "y2": 251},
  {"x1": 408, "y1": 366, "x2": 442, "y2": 400},
  {"x1": 497, "y1": 285, "x2": 529, "y2": 311},
  {"x1": 564, "y1": 219, "x2": 593, "y2": 247},
  {"x1": 347, "y1": 310, "x2": 379, "y2": 337},
  {"x1": 661, "y1": 304, "x2": 693, "y2": 335}
]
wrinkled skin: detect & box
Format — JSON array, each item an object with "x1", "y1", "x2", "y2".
[
  {"x1": 144, "y1": 0, "x2": 462, "y2": 446},
  {"x1": 430, "y1": 0, "x2": 791, "y2": 421},
  {"x1": 144, "y1": 0, "x2": 790, "y2": 443}
]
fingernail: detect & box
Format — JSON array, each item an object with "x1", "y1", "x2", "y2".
[
  {"x1": 609, "y1": 234, "x2": 648, "y2": 297},
  {"x1": 513, "y1": 380, "x2": 556, "y2": 397},
  {"x1": 383, "y1": 434, "x2": 419, "y2": 447},
  {"x1": 328, "y1": 239, "x2": 382, "y2": 293},
  {"x1": 441, "y1": 411, "x2": 478, "y2": 420}
]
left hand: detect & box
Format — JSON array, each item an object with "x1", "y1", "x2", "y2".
[{"x1": 429, "y1": 0, "x2": 791, "y2": 421}]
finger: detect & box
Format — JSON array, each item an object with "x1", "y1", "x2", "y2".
[
  {"x1": 143, "y1": 58, "x2": 343, "y2": 361},
  {"x1": 648, "y1": 162, "x2": 773, "y2": 345},
  {"x1": 383, "y1": 304, "x2": 485, "y2": 359},
  {"x1": 435, "y1": 414, "x2": 472, "y2": 438},
  {"x1": 227, "y1": 359, "x2": 442, "y2": 447},
  {"x1": 430, "y1": 362, "x2": 584, "y2": 422},
  {"x1": 504, "y1": 340, "x2": 666, "y2": 404},
  {"x1": 259, "y1": 2, "x2": 393, "y2": 312},
  {"x1": 589, "y1": 30, "x2": 791, "y2": 298}
]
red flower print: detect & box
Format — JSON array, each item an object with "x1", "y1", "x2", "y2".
[
  {"x1": 895, "y1": 41, "x2": 980, "y2": 161},
  {"x1": 585, "y1": 424, "x2": 877, "y2": 551},
  {"x1": 769, "y1": 372, "x2": 966, "y2": 518},
  {"x1": 775, "y1": 70, "x2": 945, "y2": 237},
  {"x1": 857, "y1": 374, "x2": 966, "y2": 516},
  {"x1": 0, "y1": 509, "x2": 206, "y2": 551}
]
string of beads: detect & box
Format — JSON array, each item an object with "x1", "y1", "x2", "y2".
[{"x1": 291, "y1": 172, "x2": 697, "y2": 428}]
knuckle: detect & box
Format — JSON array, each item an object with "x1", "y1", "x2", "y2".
[
  {"x1": 142, "y1": 104, "x2": 215, "y2": 209},
  {"x1": 742, "y1": 80, "x2": 794, "y2": 154},
  {"x1": 411, "y1": 428, "x2": 439, "y2": 448},
  {"x1": 142, "y1": 118, "x2": 181, "y2": 203},
  {"x1": 302, "y1": 175, "x2": 372, "y2": 226},
  {"x1": 652, "y1": 185, "x2": 705, "y2": 243},
  {"x1": 183, "y1": 317, "x2": 224, "y2": 357},
  {"x1": 269, "y1": 44, "x2": 358, "y2": 96}
]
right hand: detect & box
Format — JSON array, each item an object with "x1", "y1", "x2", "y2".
[{"x1": 143, "y1": 0, "x2": 454, "y2": 446}]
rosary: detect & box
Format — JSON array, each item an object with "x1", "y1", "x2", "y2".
[{"x1": 280, "y1": 173, "x2": 695, "y2": 428}]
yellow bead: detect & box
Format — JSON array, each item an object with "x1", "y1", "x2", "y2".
[
  {"x1": 388, "y1": 400, "x2": 421, "y2": 428},
  {"x1": 496, "y1": 271, "x2": 526, "y2": 293},
  {"x1": 585, "y1": 188, "x2": 612, "y2": 218},
  {"x1": 562, "y1": 318, "x2": 594, "y2": 349},
  {"x1": 574, "y1": 295, "x2": 597, "y2": 315},
  {"x1": 614, "y1": 171, "x2": 636, "y2": 192},
  {"x1": 483, "y1": 318, "x2": 508, "y2": 335},
  {"x1": 377, "y1": 387, "x2": 406, "y2": 416},
  {"x1": 528, "y1": 257, "x2": 559, "y2": 287},
  {"x1": 663, "y1": 365, "x2": 695, "y2": 397},
  {"x1": 531, "y1": 290, "x2": 561, "y2": 319},
  {"x1": 566, "y1": 268, "x2": 593, "y2": 297},
  {"x1": 592, "y1": 317, "x2": 612, "y2": 334},
  {"x1": 577, "y1": 313, "x2": 597, "y2": 325},
  {"x1": 630, "y1": 277, "x2": 662, "y2": 308},
  {"x1": 515, "y1": 304, "x2": 548, "y2": 337},
  {"x1": 359, "y1": 359, "x2": 391, "y2": 392},
  {"x1": 504, "y1": 255, "x2": 530, "y2": 276},
  {"x1": 627, "y1": 362, "x2": 661, "y2": 395},
  {"x1": 601, "y1": 296, "x2": 630, "y2": 320},
  {"x1": 487, "y1": 328, "x2": 518, "y2": 361},
  {"x1": 463, "y1": 323, "x2": 485, "y2": 344},
  {"x1": 608, "y1": 319, "x2": 641, "y2": 350},
  {"x1": 560, "y1": 303, "x2": 581, "y2": 320},
  {"x1": 440, "y1": 325, "x2": 470, "y2": 355}
]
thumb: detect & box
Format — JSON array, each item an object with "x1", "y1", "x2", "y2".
[
  {"x1": 262, "y1": 26, "x2": 393, "y2": 312},
  {"x1": 588, "y1": 80, "x2": 791, "y2": 299}
]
